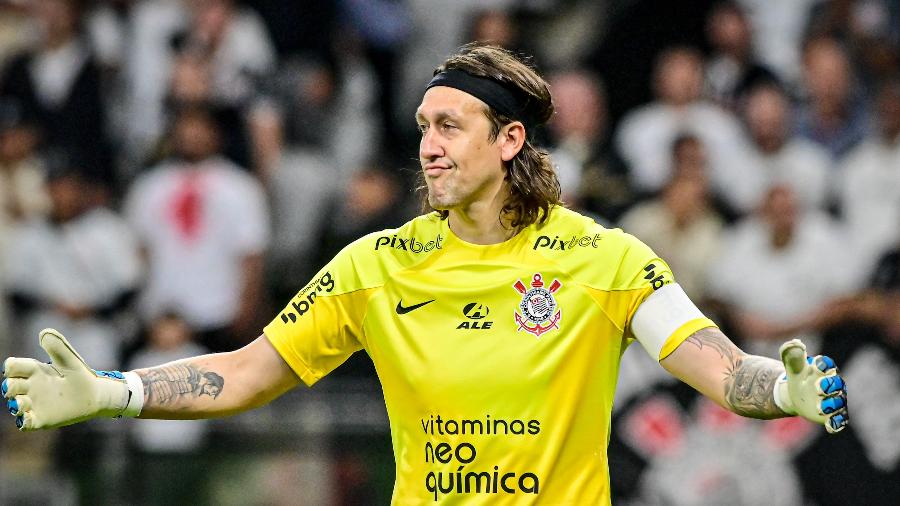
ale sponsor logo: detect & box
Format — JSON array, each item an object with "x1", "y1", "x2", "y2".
[{"x1": 457, "y1": 302, "x2": 493, "y2": 330}]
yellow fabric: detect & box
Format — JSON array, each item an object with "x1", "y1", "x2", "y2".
[
  {"x1": 658, "y1": 317, "x2": 718, "y2": 360},
  {"x1": 264, "y1": 207, "x2": 703, "y2": 505}
]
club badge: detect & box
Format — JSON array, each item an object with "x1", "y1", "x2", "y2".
[{"x1": 513, "y1": 273, "x2": 562, "y2": 337}]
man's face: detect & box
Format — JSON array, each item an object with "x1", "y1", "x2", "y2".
[{"x1": 416, "y1": 86, "x2": 507, "y2": 211}]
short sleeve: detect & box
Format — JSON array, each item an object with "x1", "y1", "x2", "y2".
[
  {"x1": 264, "y1": 243, "x2": 378, "y2": 386},
  {"x1": 615, "y1": 233, "x2": 717, "y2": 360},
  {"x1": 614, "y1": 232, "x2": 676, "y2": 330}
]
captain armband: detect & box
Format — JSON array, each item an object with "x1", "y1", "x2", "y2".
[{"x1": 630, "y1": 283, "x2": 714, "y2": 361}]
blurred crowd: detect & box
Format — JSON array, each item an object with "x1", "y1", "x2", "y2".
[{"x1": 0, "y1": 0, "x2": 897, "y2": 504}]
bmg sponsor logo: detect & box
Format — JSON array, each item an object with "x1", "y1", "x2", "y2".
[
  {"x1": 532, "y1": 234, "x2": 602, "y2": 251},
  {"x1": 375, "y1": 233, "x2": 444, "y2": 253},
  {"x1": 279, "y1": 272, "x2": 335, "y2": 323},
  {"x1": 457, "y1": 302, "x2": 493, "y2": 330},
  {"x1": 643, "y1": 263, "x2": 668, "y2": 290}
]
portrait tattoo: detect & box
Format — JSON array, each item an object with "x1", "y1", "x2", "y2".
[
  {"x1": 684, "y1": 328, "x2": 784, "y2": 419},
  {"x1": 137, "y1": 363, "x2": 225, "y2": 406}
]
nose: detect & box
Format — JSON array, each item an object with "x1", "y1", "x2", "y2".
[{"x1": 419, "y1": 128, "x2": 444, "y2": 161}]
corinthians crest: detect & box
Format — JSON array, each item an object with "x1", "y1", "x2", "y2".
[{"x1": 513, "y1": 273, "x2": 562, "y2": 337}]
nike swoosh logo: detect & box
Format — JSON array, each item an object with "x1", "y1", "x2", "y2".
[{"x1": 396, "y1": 299, "x2": 435, "y2": 315}]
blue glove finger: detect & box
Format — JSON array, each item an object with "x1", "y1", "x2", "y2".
[
  {"x1": 821, "y1": 396, "x2": 845, "y2": 414},
  {"x1": 829, "y1": 412, "x2": 849, "y2": 432},
  {"x1": 7, "y1": 398, "x2": 17, "y2": 416},
  {"x1": 820, "y1": 376, "x2": 845, "y2": 395},
  {"x1": 815, "y1": 355, "x2": 836, "y2": 372},
  {"x1": 1, "y1": 378, "x2": 7, "y2": 397},
  {"x1": 15, "y1": 415, "x2": 23, "y2": 429}
]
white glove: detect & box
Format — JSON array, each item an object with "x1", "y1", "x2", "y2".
[
  {"x1": 775, "y1": 339, "x2": 848, "y2": 434},
  {"x1": 2, "y1": 328, "x2": 143, "y2": 431}
]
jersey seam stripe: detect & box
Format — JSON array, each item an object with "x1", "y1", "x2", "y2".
[
  {"x1": 580, "y1": 284, "x2": 638, "y2": 333},
  {"x1": 263, "y1": 331, "x2": 320, "y2": 386}
]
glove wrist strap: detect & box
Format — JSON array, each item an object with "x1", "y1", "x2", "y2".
[
  {"x1": 121, "y1": 371, "x2": 144, "y2": 418},
  {"x1": 773, "y1": 375, "x2": 796, "y2": 415}
]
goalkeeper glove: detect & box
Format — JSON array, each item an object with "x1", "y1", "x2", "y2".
[
  {"x1": 774, "y1": 339, "x2": 848, "y2": 434},
  {"x1": 2, "y1": 328, "x2": 143, "y2": 431}
]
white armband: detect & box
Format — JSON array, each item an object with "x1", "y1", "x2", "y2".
[{"x1": 630, "y1": 283, "x2": 711, "y2": 361}]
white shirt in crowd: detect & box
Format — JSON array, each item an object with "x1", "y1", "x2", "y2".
[
  {"x1": 736, "y1": 0, "x2": 818, "y2": 87},
  {"x1": 125, "y1": 0, "x2": 276, "y2": 159},
  {"x1": 706, "y1": 211, "x2": 859, "y2": 357},
  {"x1": 722, "y1": 139, "x2": 832, "y2": 213},
  {"x1": 4, "y1": 207, "x2": 142, "y2": 368},
  {"x1": 125, "y1": 156, "x2": 270, "y2": 331},
  {"x1": 836, "y1": 136, "x2": 900, "y2": 270},
  {"x1": 615, "y1": 102, "x2": 755, "y2": 199}
]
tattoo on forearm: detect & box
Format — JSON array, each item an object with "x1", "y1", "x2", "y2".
[
  {"x1": 685, "y1": 327, "x2": 741, "y2": 365},
  {"x1": 725, "y1": 356, "x2": 783, "y2": 418},
  {"x1": 137, "y1": 363, "x2": 225, "y2": 406},
  {"x1": 684, "y1": 328, "x2": 785, "y2": 419}
]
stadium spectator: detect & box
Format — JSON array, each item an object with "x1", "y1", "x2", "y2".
[
  {"x1": 546, "y1": 68, "x2": 632, "y2": 221},
  {"x1": 795, "y1": 37, "x2": 871, "y2": 159},
  {"x1": 249, "y1": 59, "x2": 343, "y2": 302},
  {"x1": 341, "y1": 0, "x2": 411, "y2": 161},
  {"x1": 0, "y1": 98, "x2": 49, "y2": 248},
  {"x1": 614, "y1": 46, "x2": 755, "y2": 207},
  {"x1": 0, "y1": 97, "x2": 51, "y2": 372},
  {"x1": 0, "y1": 0, "x2": 113, "y2": 188},
  {"x1": 125, "y1": 312, "x2": 209, "y2": 505},
  {"x1": 735, "y1": 0, "x2": 819, "y2": 86},
  {"x1": 620, "y1": 135, "x2": 724, "y2": 302},
  {"x1": 706, "y1": 185, "x2": 857, "y2": 358},
  {"x1": 124, "y1": 105, "x2": 270, "y2": 352},
  {"x1": 4, "y1": 150, "x2": 141, "y2": 368},
  {"x1": 163, "y1": 44, "x2": 252, "y2": 169},
  {"x1": 728, "y1": 82, "x2": 832, "y2": 213},
  {"x1": 835, "y1": 77, "x2": 900, "y2": 272},
  {"x1": 125, "y1": 0, "x2": 276, "y2": 163},
  {"x1": 704, "y1": 1, "x2": 779, "y2": 111},
  {"x1": 805, "y1": 0, "x2": 899, "y2": 90}
]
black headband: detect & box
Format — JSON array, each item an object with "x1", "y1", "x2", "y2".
[{"x1": 426, "y1": 69, "x2": 535, "y2": 132}]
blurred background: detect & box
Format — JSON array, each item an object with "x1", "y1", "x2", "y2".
[{"x1": 0, "y1": 0, "x2": 897, "y2": 504}]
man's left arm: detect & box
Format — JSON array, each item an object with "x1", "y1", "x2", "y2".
[
  {"x1": 660, "y1": 326, "x2": 849, "y2": 432},
  {"x1": 660, "y1": 327, "x2": 784, "y2": 418}
]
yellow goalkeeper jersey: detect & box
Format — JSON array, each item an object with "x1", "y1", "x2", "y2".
[{"x1": 264, "y1": 206, "x2": 714, "y2": 505}]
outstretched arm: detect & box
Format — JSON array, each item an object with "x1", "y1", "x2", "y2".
[
  {"x1": 660, "y1": 326, "x2": 849, "y2": 432},
  {"x1": 3, "y1": 329, "x2": 301, "y2": 430},
  {"x1": 135, "y1": 334, "x2": 301, "y2": 419},
  {"x1": 660, "y1": 327, "x2": 785, "y2": 418}
]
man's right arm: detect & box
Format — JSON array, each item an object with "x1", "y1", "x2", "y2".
[
  {"x1": 134, "y1": 334, "x2": 302, "y2": 420},
  {"x1": 3, "y1": 330, "x2": 301, "y2": 430}
]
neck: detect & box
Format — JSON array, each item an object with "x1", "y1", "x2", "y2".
[
  {"x1": 770, "y1": 227, "x2": 793, "y2": 249},
  {"x1": 447, "y1": 187, "x2": 514, "y2": 245},
  {"x1": 45, "y1": 32, "x2": 74, "y2": 51}
]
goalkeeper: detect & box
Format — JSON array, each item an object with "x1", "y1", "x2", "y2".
[{"x1": 3, "y1": 43, "x2": 847, "y2": 504}]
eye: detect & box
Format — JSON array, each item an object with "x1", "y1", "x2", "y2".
[
  {"x1": 417, "y1": 123, "x2": 428, "y2": 134},
  {"x1": 442, "y1": 122, "x2": 457, "y2": 131}
]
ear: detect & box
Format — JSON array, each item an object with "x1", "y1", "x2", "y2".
[{"x1": 499, "y1": 121, "x2": 526, "y2": 162}]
